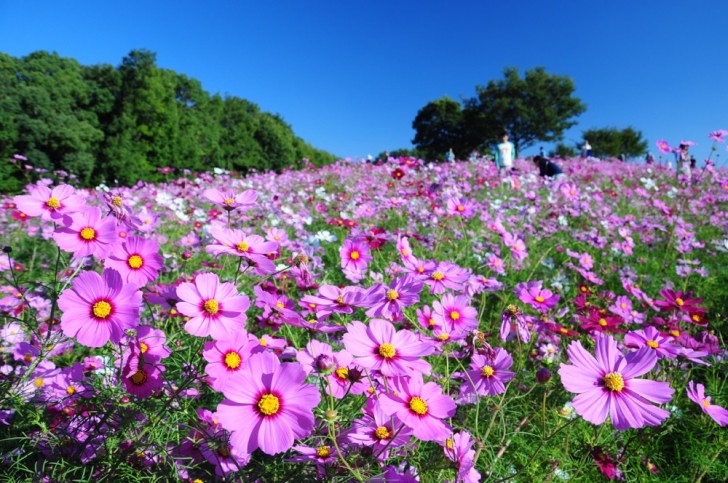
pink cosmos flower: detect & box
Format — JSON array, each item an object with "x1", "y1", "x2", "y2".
[
  {"x1": 442, "y1": 431, "x2": 481, "y2": 483},
  {"x1": 624, "y1": 326, "x2": 680, "y2": 359},
  {"x1": 299, "y1": 284, "x2": 364, "y2": 319},
  {"x1": 342, "y1": 318, "x2": 434, "y2": 377},
  {"x1": 324, "y1": 350, "x2": 369, "y2": 398},
  {"x1": 176, "y1": 273, "x2": 249, "y2": 340},
  {"x1": 460, "y1": 348, "x2": 515, "y2": 400},
  {"x1": 340, "y1": 237, "x2": 372, "y2": 273},
  {"x1": 446, "y1": 196, "x2": 476, "y2": 218},
  {"x1": 346, "y1": 398, "x2": 412, "y2": 459},
  {"x1": 13, "y1": 183, "x2": 86, "y2": 221},
  {"x1": 656, "y1": 140, "x2": 672, "y2": 154},
  {"x1": 432, "y1": 294, "x2": 479, "y2": 333},
  {"x1": 216, "y1": 351, "x2": 321, "y2": 456},
  {"x1": 129, "y1": 325, "x2": 171, "y2": 363},
  {"x1": 104, "y1": 236, "x2": 164, "y2": 286},
  {"x1": 206, "y1": 227, "x2": 278, "y2": 275},
  {"x1": 515, "y1": 281, "x2": 560, "y2": 313},
  {"x1": 686, "y1": 381, "x2": 728, "y2": 426},
  {"x1": 709, "y1": 129, "x2": 728, "y2": 143},
  {"x1": 58, "y1": 269, "x2": 141, "y2": 347},
  {"x1": 53, "y1": 206, "x2": 117, "y2": 259},
  {"x1": 364, "y1": 274, "x2": 423, "y2": 320},
  {"x1": 379, "y1": 373, "x2": 456, "y2": 442},
  {"x1": 558, "y1": 336, "x2": 674, "y2": 430},
  {"x1": 203, "y1": 188, "x2": 257, "y2": 211},
  {"x1": 203, "y1": 331, "x2": 263, "y2": 392},
  {"x1": 654, "y1": 289, "x2": 702, "y2": 313},
  {"x1": 425, "y1": 261, "x2": 470, "y2": 294},
  {"x1": 122, "y1": 345, "x2": 166, "y2": 399}
]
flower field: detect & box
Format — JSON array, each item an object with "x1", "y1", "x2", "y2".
[{"x1": 1, "y1": 148, "x2": 727, "y2": 482}]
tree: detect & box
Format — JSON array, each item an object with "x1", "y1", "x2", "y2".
[
  {"x1": 411, "y1": 97, "x2": 466, "y2": 160},
  {"x1": 464, "y1": 67, "x2": 586, "y2": 153},
  {"x1": 550, "y1": 143, "x2": 578, "y2": 159},
  {"x1": 581, "y1": 127, "x2": 648, "y2": 159}
]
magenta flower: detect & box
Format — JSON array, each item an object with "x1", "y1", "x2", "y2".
[
  {"x1": 122, "y1": 347, "x2": 166, "y2": 399},
  {"x1": 216, "y1": 352, "x2": 321, "y2": 455},
  {"x1": 425, "y1": 261, "x2": 470, "y2": 294},
  {"x1": 206, "y1": 227, "x2": 278, "y2": 275},
  {"x1": 460, "y1": 348, "x2": 515, "y2": 400},
  {"x1": 686, "y1": 381, "x2": 728, "y2": 426},
  {"x1": 176, "y1": 273, "x2": 250, "y2": 340},
  {"x1": 346, "y1": 398, "x2": 412, "y2": 459},
  {"x1": 53, "y1": 206, "x2": 118, "y2": 259},
  {"x1": 342, "y1": 318, "x2": 434, "y2": 377},
  {"x1": 104, "y1": 236, "x2": 164, "y2": 286},
  {"x1": 13, "y1": 183, "x2": 86, "y2": 221},
  {"x1": 624, "y1": 326, "x2": 680, "y2": 359},
  {"x1": 203, "y1": 331, "x2": 263, "y2": 392},
  {"x1": 58, "y1": 269, "x2": 142, "y2": 347},
  {"x1": 709, "y1": 129, "x2": 728, "y2": 143},
  {"x1": 203, "y1": 188, "x2": 257, "y2": 211},
  {"x1": 379, "y1": 373, "x2": 456, "y2": 442},
  {"x1": 515, "y1": 281, "x2": 560, "y2": 313},
  {"x1": 340, "y1": 237, "x2": 372, "y2": 273},
  {"x1": 130, "y1": 325, "x2": 171, "y2": 362},
  {"x1": 558, "y1": 336, "x2": 674, "y2": 430},
  {"x1": 654, "y1": 289, "x2": 702, "y2": 313},
  {"x1": 364, "y1": 274, "x2": 423, "y2": 320},
  {"x1": 442, "y1": 431, "x2": 481, "y2": 483},
  {"x1": 432, "y1": 294, "x2": 479, "y2": 333},
  {"x1": 656, "y1": 139, "x2": 672, "y2": 154},
  {"x1": 446, "y1": 196, "x2": 476, "y2": 218}
]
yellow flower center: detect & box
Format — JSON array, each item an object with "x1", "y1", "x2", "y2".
[
  {"x1": 350, "y1": 251, "x2": 360, "y2": 260},
  {"x1": 386, "y1": 289, "x2": 399, "y2": 301},
  {"x1": 128, "y1": 254, "x2": 144, "y2": 269},
  {"x1": 80, "y1": 227, "x2": 96, "y2": 241},
  {"x1": 481, "y1": 365, "x2": 495, "y2": 377},
  {"x1": 646, "y1": 340, "x2": 659, "y2": 349},
  {"x1": 603, "y1": 372, "x2": 625, "y2": 392},
  {"x1": 620, "y1": 302, "x2": 627, "y2": 309},
  {"x1": 139, "y1": 342, "x2": 149, "y2": 353},
  {"x1": 130, "y1": 369, "x2": 147, "y2": 386},
  {"x1": 378, "y1": 343, "x2": 396, "y2": 359},
  {"x1": 409, "y1": 396, "x2": 428, "y2": 415},
  {"x1": 316, "y1": 446, "x2": 331, "y2": 458},
  {"x1": 437, "y1": 333, "x2": 450, "y2": 341},
  {"x1": 46, "y1": 197, "x2": 61, "y2": 209},
  {"x1": 702, "y1": 399, "x2": 711, "y2": 408},
  {"x1": 335, "y1": 367, "x2": 349, "y2": 380},
  {"x1": 374, "y1": 426, "x2": 391, "y2": 440},
  {"x1": 257, "y1": 394, "x2": 280, "y2": 416},
  {"x1": 223, "y1": 198, "x2": 235, "y2": 205},
  {"x1": 432, "y1": 271, "x2": 444, "y2": 281},
  {"x1": 23, "y1": 354, "x2": 33, "y2": 363},
  {"x1": 203, "y1": 299, "x2": 219, "y2": 315},
  {"x1": 535, "y1": 296, "x2": 545, "y2": 303},
  {"x1": 236, "y1": 241, "x2": 249, "y2": 252},
  {"x1": 66, "y1": 386, "x2": 76, "y2": 395},
  {"x1": 450, "y1": 310, "x2": 460, "y2": 320},
  {"x1": 507, "y1": 304, "x2": 519, "y2": 314},
  {"x1": 457, "y1": 205, "x2": 465, "y2": 212},
  {"x1": 675, "y1": 298, "x2": 684, "y2": 306},
  {"x1": 445, "y1": 438, "x2": 454, "y2": 450},
  {"x1": 401, "y1": 249, "x2": 409, "y2": 256},
  {"x1": 670, "y1": 330, "x2": 680, "y2": 337},
  {"x1": 276, "y1": 301, "x2": 285, "y2": 309},
  {"x1": 259, "y1": 338, "x2": 268, "y2": 346},
  {"x1": 92, "y1": 300, "x2": 112, "y2": 319},
  {"x1": 560, "y1": 327, "x2": 568, "y2": 334},
  {"x1": 428, "y1": 318, "x2": 436, "y2": 327},
  {"x1": 34, "y1": 378, "x2": 44, "y2": 388},
  {"x1": 224, "y1": 351, "x2": 242, "y2": 369},
  {"x1": 112, "y1": 196, "x2": 123, "y2": 207},
  {"x1": 598, "y1": 318, "x2": 607, "y2": 326}
]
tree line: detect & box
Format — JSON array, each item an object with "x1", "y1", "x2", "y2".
[
  {"x1": 0, "y1": 50, "x2": 337, "y2": 192},
  {"x1": 411, "y1": 67, "x2": 646, "y2": 161}
]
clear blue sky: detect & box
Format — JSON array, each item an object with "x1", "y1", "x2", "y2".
[{"x1": 1, "y1": 0, "x2": 727, "y2": 163}]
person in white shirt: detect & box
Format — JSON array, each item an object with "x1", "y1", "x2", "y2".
[{"x1": 495, "y1": 132, "x2": 515, "y2": 173}]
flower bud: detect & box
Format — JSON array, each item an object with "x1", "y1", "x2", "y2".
[{"x1": 536, "y1": 367, "x2": 552, "y2": 383}]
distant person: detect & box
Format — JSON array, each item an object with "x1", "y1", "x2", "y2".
[
  {"x1": 495, "y1": 132, "x2": 516, "y2": 174},
  {"x1": 645, "y1": 152, "x2": 655, "y2": 164},
  {"x1": 539, "y1": 146, "x2": 545, "y2": 157},
  {"x1": 533, "y1": 155, "x2": 565, "y2": 180},
  {"x1": 620, "y1": 153, "x2": 626, "y2": 162},
  {"x1": 446, "y1": 148, "x2": 455, "y2": 163},
  {"x1": 676, "y1": 143, "x2": 691, "y2": 181},
  {"x1": 689, "y1": 155, "x2": 697, "y2": 169},
  {"x1": 582, "y1": 140, "x2": 593, "y2": 157}
]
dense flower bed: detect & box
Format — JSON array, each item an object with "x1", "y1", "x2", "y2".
[{"x1": 1, "y1": 144, "x2": 727, "y2": 481}]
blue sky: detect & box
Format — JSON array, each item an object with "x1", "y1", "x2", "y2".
[{"x1": 1, "y1": 0, "x2": 726, "y2": 163}]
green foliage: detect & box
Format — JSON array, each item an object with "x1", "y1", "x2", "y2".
[
  {"x1": 464, "y1": 67, "x2": 587, "y2": 152},
  {"x1": 411, "y1": 97, "x2": 466, "y2": 161},
  {"x1": 0, "y1": 50, "x2": 336, "y2": 192},
  {"x1": 551, "y1": 142, "x2": 579, "y2": 158},
  {"x1": 581, "y1": 126, "x2": 649, "y2": 159}
]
